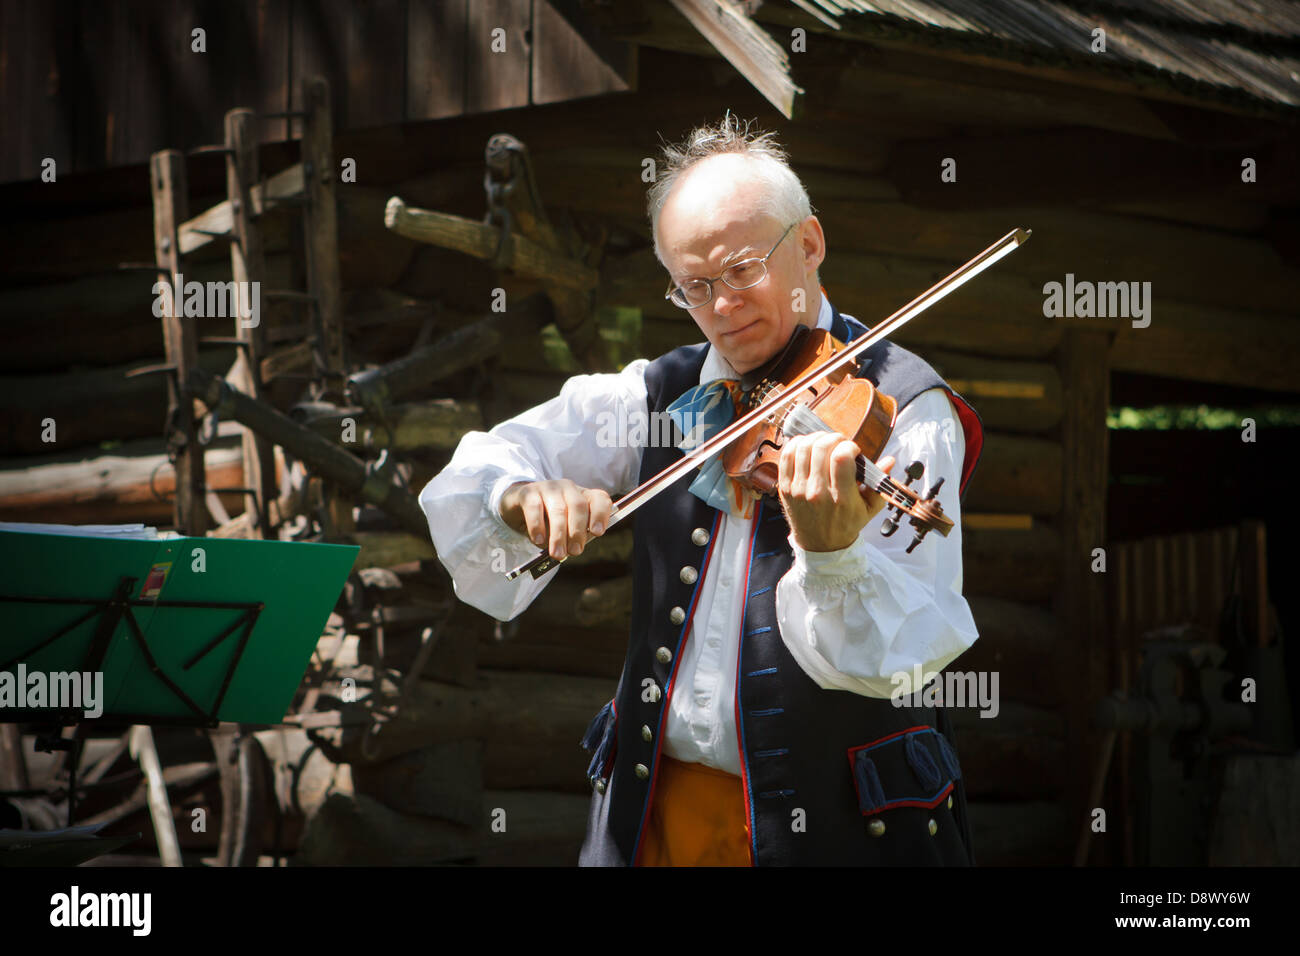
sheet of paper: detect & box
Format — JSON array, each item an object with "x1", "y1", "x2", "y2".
[{"x1": 0, "y1": 522, "x2": 160, "y2": 539}]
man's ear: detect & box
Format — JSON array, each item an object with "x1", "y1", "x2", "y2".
[{"x1": 800, "y1": 216, "x2": 827, "y2": 275}]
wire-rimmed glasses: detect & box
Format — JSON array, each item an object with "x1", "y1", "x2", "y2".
[{"x1": 664, "y1": 222, "x2": 797, "y2": 309}]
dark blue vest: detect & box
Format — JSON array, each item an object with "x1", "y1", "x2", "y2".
[{"x1": 578, "y1": 305, "x2": 983, "y2": 866}]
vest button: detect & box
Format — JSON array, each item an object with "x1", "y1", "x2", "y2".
[
  {"x1": 669, "y1": 606, "x2": 685, "y2": 625},
  {"x1": 679, "y1": 566, "x2": 699, "y2": 585},
  {"x1": 645, "y1": 681, "x2": 661, "y2": 703},
  {"x1": 928, "y1": 818, "x2": 938, "y2": 836},
  {"x1": 655, "y1": 646, "x2": 672, "y2": 664},
  {"x1": 948, "y1": 795, "x2": 953, "y2": 810},
  {"x1": 691, "y1": 527, "x2": 709, "y2": 546},
  {"x1": 641, "y1": 724, "x2": 653, "y2": 742},
  {"x1": 635, "y1": 763, "x2": 650, "y2": 780},
  {"x1": 594, "y1": 778, "x2": 607, "y2": 794},
  {"x1": 868, "y1": 819, "x2": 886, "y2": 837}
]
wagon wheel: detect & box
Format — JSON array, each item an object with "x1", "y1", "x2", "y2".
[
  {"x1": 209, "y1": 728, "x2": 274, "y2": 867},
  {"x1": 8, "y1": 725, "x2": 278, "y2": 866}
]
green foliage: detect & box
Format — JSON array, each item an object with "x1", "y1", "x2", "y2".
[
  {"x1": 1107, "y1": 405, "x2": 1300, "y2": 430},
  {"x1": 539, "y1": 306, "x2": 642, "y2": 373}
]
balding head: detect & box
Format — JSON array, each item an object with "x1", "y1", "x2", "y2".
[{"x1": 652, "y1": 134, "x2": 826, "y2": 374}]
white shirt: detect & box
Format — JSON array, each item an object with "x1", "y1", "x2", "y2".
[{"x1": 418, "y1": 294, "x2": 979, "y2": 776}]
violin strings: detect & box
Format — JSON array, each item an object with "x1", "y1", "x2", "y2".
[{"x1": 783, "y1": 404, "x2": 915, "y2": 509}]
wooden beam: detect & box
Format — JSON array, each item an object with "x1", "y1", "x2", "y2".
[
  {"x1": 1058, "y1": 327, "x2": 1112, "y2": 862},
  {"x1": 299, "y1": 399, "x2": 485, "y2": 453},
  {"x1": 963, "y1": 524, "x2": 1061, "y2": 601},
  {"x1": 0, "y1": 437, "x2": 257, "y2": 526},
  {"x1": 150, "y1": 148, "x2": 206, "y2": 536},
  {"x1": 178, "y1": 163, "x2": 304, "y2": 257},
  {"x1": 886, "y1": 130, "x2": 1300, "y2": 209},
  {"x1": 1240, "y1": 520, "x2": 1270, "y2": 650},
  {"x1": 666, "y1": 0, "x2": 804, "y2": 119},
  {"x1": 917, "y1": 349, "x2": 1063, "y2": 434},
  {"x1": 186, "y1": 365, "x2": 427, "y2": 538},
  {"x1": 302, "y1": 75, "x2": 347, "y2": 398},
  {"x1": 0, "y1": 346, "x2": 237, "y2": 456},
  {"x1": 384, "y1": 197, "x2": 600, "y2": 291},
  {"x1": 957, "y1": 597, "x2": 1062, "y2": 711},
  {"x1": 351, "y1": 741, "x2": 483, "y2": 827},
  {"x1": 962, "y1": 433, "x2": 1062, "y2": 517},
  {"x1": 224, "y1": 108, "x2": 276, "y2": 539},
  {"x1": 1105, "y1": 299, "x2": 1300, "y2": 395}
]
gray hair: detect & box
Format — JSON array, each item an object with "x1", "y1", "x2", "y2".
[{"x1": 647, "y1": 115, "x2": 813, "y2": 266}]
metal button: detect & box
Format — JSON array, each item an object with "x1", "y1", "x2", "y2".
[
  {"x1": 655, "y1": 646, "x2": 672, "y2": 664},
  {"x1": 868, "y1": 819, "x2": 886, "y2": 837},
  {"x1": 947, "y1": 795, "x2": 953, "y2": 810},
  {"x1": 635, "y1": 763, "x2": 650, "y2": 780},
  {"x1": 928, "y1": 818, "x2": 938, "y2": 836},
  {"x1": 679, "y1": 566, "x2": 699, "y2": 585},
  {"x1": 595, "y1": 778, "x2": 607, "y2": 794},
  {"x1": 646, "y1": 681, "x2": 661, "y2": 703},
  {"x1": 641, "y1": 724, "x2": 653, "y2": 742},
  {"x1": 669, "y1": 606, "x2": 685, "y2": 626},
  {"x1": 691, "y1": 527, "x2": 709, "y2": 546}
]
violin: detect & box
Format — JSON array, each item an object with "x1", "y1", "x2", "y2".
[
  {"x1": 506, "y1": 227, "x2": 1031, "y2": 580},
  {"x1": 722, "y1": 323, "x2": 952, "y2": 553}
]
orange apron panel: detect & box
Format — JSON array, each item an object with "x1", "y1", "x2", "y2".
[{"x1": 638, "y1": 755, "x2": 752, "y2": 866}]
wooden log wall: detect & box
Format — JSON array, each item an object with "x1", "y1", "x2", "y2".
[
  {"x1": 4, "y1": 37, "x2": 1298, "y2": 865},
  {"x1": 0, "y1": 0, "x2": 636, "y2": 184}
]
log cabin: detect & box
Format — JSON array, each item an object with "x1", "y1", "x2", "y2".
[{"x1": 1, "y1": 0, "x2": 1297, "y2": 867}]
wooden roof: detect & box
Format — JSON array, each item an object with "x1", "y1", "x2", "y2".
[{"x1": 771, "y1": 0, "x2": 1300, "y2": 111}]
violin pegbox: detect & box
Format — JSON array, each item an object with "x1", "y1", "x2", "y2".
[
  {"x1": 879, "y1": 460, "x2": 923, "y2": 537},
  {"x1": 879, "y1": 460, "x2": 949, "y2": 554}
]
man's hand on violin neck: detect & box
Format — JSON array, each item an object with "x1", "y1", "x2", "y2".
[
  {"x1": 500, "y1": 479, "x2": 613, "y2": 561},
  {"x1": 778, "y1": 433, "x2": 895, "y2": 552}
]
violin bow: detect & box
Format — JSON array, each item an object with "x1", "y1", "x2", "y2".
[{"x1": 506, "y1": 227, "x2": 1032, "y2": 580}]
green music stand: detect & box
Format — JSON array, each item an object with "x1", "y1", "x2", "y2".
[
  {"x1": 0, "y1": 527, "x2": 359, "y2": 839},
  {"x1": 0, "y1": 529, "x2": 359, "y2": 727}
]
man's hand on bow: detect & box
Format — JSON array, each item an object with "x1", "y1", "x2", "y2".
[
  {"x1": 777, "y1": 432, "x2": 896, "y2": 552},
  {"x1": 500, "y1": 479, "x2": 613, "y2": 561}
]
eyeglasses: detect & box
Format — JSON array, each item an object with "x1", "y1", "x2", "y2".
[{"x1": 664, "y1": 222, "x2": 797, "y2": 309}]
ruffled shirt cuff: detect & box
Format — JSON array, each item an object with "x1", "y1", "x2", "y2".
[
  {"x1": 787, "y1": 530, "x2": 873, "y2": 586},
  {"x1": 485, "y1": 473, "x2": 540, "y2": 546}
]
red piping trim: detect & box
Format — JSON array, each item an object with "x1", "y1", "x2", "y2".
[
  {"x1": 732, "y1": 509, "x2": 763, "y2": 867},
  {"x1": 846, "y1": 724, "x2": 935, "y2": 755}
]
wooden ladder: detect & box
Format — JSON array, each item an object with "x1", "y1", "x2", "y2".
[{"x1": 142, "y1": 76, "x2": 346, "y2": 540}]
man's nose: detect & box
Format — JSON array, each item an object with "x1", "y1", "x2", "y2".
[{"x1": 711, "y1": 287, "x2": 743, "y2": 316}]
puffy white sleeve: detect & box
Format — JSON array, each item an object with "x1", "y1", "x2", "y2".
[
  {"x1": 418, "y1": 359, "x2": 649, "y2": 622},
  {"x1": 774, "y1": 388, "x2": 979, "y2": 699}
]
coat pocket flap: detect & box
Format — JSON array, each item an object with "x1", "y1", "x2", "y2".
[{"x1": 845, "y1": 725, "x2": 959, "y2": 816}]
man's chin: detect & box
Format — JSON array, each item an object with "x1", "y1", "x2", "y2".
[{"x1": 719, "y1": 341, "x2": 773, "y2": 371}]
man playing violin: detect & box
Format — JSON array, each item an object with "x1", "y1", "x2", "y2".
[{"x1": 421, "y1": 115, "x2": 985, "y2": 865}]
